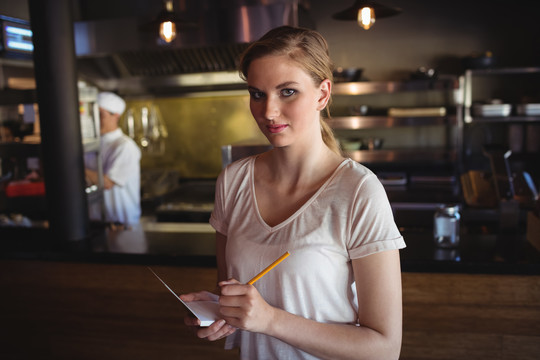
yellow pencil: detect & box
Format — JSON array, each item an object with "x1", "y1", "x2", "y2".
[{"x1": 247, "y1": 251, "x2": 290, "y2": 285}]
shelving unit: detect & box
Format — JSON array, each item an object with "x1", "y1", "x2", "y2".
[
  {"x1": 461, "y1": 67, "x2": 540, "y2": 176},
  {"x1": 329, "y1": 76, "x2": 462, "y2": 169},
  {"x1": 328, "y1": 77, "x2": 464, "y2": 216},
  {"x1": 463, "y1": 67, "x2": 540, "y2": 124},
  {"x1": 0, "y1": 84, "x2": 104, "y2": 225}
]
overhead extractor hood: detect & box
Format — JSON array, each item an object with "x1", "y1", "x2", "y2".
[{"x1": 74, "y1": 0, "x2": 313, "y2": 96}]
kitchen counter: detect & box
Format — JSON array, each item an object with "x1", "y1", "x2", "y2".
[{"x1": 1, "y1": 216, "x2": 539, "y2": 275}]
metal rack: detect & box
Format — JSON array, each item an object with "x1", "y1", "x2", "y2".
[
  {"x1": 463, "y1": 67, "x2": 540, "y2": 124},
  {"x1": 329, "y1": 77, "x2": 462, "y2": 167}
]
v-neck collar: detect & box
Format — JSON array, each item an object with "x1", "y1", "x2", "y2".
[{"x1": 249, "y1": 156, "x2": 350, "y2": 232}]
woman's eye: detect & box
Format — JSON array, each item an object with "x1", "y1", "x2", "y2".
[
  {"x1": 281, "y1": 89, "x2": 296, "y2": 97},
  {"x1": 249, "y1": 91, "x2": 264, "y2": 100}
]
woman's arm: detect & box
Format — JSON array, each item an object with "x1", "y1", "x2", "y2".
[
  {"x1": 219, "y1": 249, "x2": 403, "y2": 360},
  {"x1": 215, "y1": 231, "x2": 228, "y2": 285}
]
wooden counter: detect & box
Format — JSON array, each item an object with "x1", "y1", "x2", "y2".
[{"x1": 1, "y1": 260, "x2": 539, "y2": 360}]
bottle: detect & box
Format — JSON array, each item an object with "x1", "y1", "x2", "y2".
[{"x1": 434, "y1": 204, "x2": 461, "y2": 248}]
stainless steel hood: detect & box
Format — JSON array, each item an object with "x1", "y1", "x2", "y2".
[{"x1": 74, "y1": 0, "x2": 313, "y2": 96}]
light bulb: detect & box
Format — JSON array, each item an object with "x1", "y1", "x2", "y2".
[
  {"x1": 357, "y1": 7, "x2": 375, "y2": 30},
  {"x1": 159, "y1": 21, "x2": 176, "y2": 43}
]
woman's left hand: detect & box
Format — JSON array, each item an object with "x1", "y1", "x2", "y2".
[{"x1": 218, "y1": 279, "x2": 276, "y2": 333}]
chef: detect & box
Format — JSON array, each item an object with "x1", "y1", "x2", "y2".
[{"x1": 85, "y1": 92, "x2": 141, "y2": 230}]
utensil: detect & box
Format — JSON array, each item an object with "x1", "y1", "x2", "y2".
[
  {"x1": 140, "y1": 107, "x2": 149, "y2": 148},
  {"x1": 522, "y1": 171, "x2": 539, "y2": 200}
]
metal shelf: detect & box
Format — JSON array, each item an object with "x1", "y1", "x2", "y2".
[
  {"x1": 465, "y1": 115, "x2": 540, "y2": 124},
  {"x1": 332, "y1": 77, "x2": 459, "y2": 96},
  {"x1": 0, "y1": 89, "x2": 37, "y2": 105},
  {"x1": 328, "y1": 115, "x2": 457, "y2": 129},
  {"x1": 344, "y1": 148, "x2": 457, "y2": 164},
  {"x1": 466, "y1": 67, "x2": 540, "y2": 76}
]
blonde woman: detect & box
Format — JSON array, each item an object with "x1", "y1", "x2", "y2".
[{"x1": 181, "y1": 26, "x2": 405, "y2": 360}]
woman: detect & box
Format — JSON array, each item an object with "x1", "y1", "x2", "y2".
[{"x1": 181, "y1": 25, "x2": 406, "y2": 360}]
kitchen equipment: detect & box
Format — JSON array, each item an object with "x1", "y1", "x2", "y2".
[
  {"x1": 388, "y1": 107, "x2": 446, "y2": 117},
  {"x1": 433, "y1": 204, "x2": 460, "y2": 248},
  {"x1": 140, "y1": 107, "x2": 150, "y2": 148},
  {"x1": 460, "y1": 170, "x2": 497, "y2": 208},
  {"x1": 364, "y1": 137, "x2": 384, "y2": 150},
  {"x1": 377, "y1": 172, "x2": 407, "y2": 186},
  {"x1": 473, "y1": 103, "x2": 511, "y2": 117},
  {"x1": 482, "y1": 144, "x2": 519, "y2": 228},
  {"x1": 482, "y1": 145, "x2": 514, "y2": 201},
  {"x1": 341, "y1": 138, "x2": 362, "y2": 151},
  {"x1": 516, "y1": 103, "x2": 540, "y2": 116},
  {"x1": 410, "y1": 67, "x2": 437, "y2": 80},
  {"x1": 462, "y1": 51, "x2": 496, "y2": 69},
  {"x1": 333, "y1": 67, "x2": 363, "y2": 82}
]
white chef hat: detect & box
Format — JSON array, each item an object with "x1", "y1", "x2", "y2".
[{"x1": 97, "y1": 92, "x2": 126, "y2": 115}]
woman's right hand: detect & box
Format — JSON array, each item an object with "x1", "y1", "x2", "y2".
[{"x1": 180, "y1": 291, "x2": 237, "y2": 341}]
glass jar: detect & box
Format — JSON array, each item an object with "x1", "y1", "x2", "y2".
[{"x1": 433, "y1": 204, "x2": 461, "y2": 248}]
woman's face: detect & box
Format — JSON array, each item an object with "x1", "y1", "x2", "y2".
[{"x1": 246, "y1": 55, "x2": 331, "y2": 149}]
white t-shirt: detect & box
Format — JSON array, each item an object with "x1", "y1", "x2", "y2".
[
  {"x1": 209, "y1": 156, "x2": 405, "y2": 360},
  {"x1": 85, "y1": 128, "x2": 141, "y2": 225}
]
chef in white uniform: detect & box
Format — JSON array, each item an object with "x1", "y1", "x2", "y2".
[{"x1": 85, "y1": 92, "x2": 146, "y2": 252}]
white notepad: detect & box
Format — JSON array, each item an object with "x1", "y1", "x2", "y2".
[{"x1": 149, "y1": 268, "x2": 220, "y2": 327}]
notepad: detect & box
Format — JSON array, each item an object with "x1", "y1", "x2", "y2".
[{"x1": 148, "y1": 268, "x2": 220, "y2": 327}]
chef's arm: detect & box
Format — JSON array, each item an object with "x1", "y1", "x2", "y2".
[{"x1": 85, "y1": 168, "x2": 115, "y2": 189}]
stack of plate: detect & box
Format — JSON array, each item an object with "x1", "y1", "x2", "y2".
[
  {"x1": 516, "y1": 103, "x2": 540, "y2": 116},
  {"x1": 473, "y1": 103, "x2": 511, "y2": 117}
]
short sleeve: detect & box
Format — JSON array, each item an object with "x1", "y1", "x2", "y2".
[{"x1": 347, "y1": 173, "x2": 405, "y2": 259}]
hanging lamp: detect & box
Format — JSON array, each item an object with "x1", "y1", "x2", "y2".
[
  {"x1": 139, "y1": 0, "x2": 196, "y2": 44},
  {"x1": 332, "y1": 0, "x2": 402, "y2": 30}
]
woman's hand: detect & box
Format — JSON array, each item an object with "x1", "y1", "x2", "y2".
[
  {"x1": 180, "y1": 290, "x2": 237, "y2": 341},
  {"x1": 218, "y1": 279, "x2": 276, "y2": 334}
]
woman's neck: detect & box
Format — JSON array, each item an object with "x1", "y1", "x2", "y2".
[{"x1": 259, "y1": 140, "x2": 343, "y2": 189}]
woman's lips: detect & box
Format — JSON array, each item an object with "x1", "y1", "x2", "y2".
[{"x1": 267, "y1": 124, "x2": 288, "y2": 133}]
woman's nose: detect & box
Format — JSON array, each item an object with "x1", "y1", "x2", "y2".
[{"x1": 264, "y1": 97, "x2": 280, "y2": 120}]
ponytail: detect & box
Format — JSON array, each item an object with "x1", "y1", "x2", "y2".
[{"x1": 320, "y1": 118, "x2": 341, "y2": 155}]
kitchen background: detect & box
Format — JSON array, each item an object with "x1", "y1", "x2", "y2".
[{"x1": 1, "y1": 0, "x2": 539, "y2": 214}]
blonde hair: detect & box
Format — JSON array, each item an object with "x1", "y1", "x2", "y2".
[{"x1": 239, "y1": 26, "x2": 341, "y2": 155}]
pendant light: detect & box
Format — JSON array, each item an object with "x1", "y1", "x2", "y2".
[
  {"x1": 159, "y1": 0, "x2": 176, "y2": 43},
  {"x1": 332, "y1": 0, "x2": 402, "y2": 30},
  {"x1": 139, "y1": 0, "x2": 196, "y2": 44}
]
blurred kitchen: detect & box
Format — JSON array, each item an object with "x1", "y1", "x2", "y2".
[{"x1": 1, "y1": 1, "x2": 540, "y2": 359}]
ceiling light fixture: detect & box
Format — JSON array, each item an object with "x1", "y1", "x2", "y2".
[
  {"x1": 332, "y1": 0, "x2": 402, "y2": 30},
  {"x1": 159, "y1": 0, "x2": 176, "y2": 43},
  {"x1": 139, "y1": 0, "x2": 196, "y2": 44}
]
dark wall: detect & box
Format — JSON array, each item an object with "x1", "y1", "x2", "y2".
[
  {"x1": 313, "y1": 0, "x2": 540, "y2": 80},
  {"x1": 1, "y1": 0, "x2": 539, "y2": 80}
]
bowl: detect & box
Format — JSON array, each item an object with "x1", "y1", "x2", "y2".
[{"x1": 340, "y1": 138, "x2": 361, "y2": 151}]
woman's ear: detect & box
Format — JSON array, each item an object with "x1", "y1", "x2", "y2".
[{"x1": 317, "y1": 79, "x2": 332, "y2": 111}]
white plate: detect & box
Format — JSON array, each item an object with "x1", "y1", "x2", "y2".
[
  {"x1": 516, "y1": 104, "x2": 540, "y2": 116},
  {"x1": 473, "y1": 104, "x2": 511, "y2": 117}
]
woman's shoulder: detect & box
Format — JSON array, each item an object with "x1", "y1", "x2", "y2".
[
  {"x1": 216, "y1": 155, "x2": 256, "y2": 185},
  {"x1": 223, "y1": 155, "x2": 256, "y2": 174},
  {"x1": 339, "y1": 158, "x2": 376, "y2": 179}
]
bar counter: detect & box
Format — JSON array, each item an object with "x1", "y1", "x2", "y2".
[
  {"x1": 1, "y1": 216, "x2": 539, "y2": 275},
  {"x1": 2, "y1": 218, "x2": 540, "y2": 360}
]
